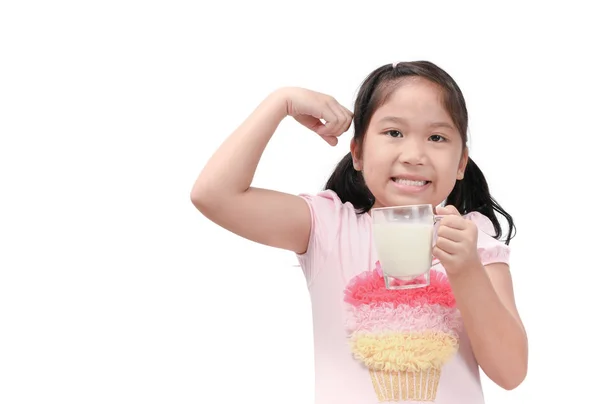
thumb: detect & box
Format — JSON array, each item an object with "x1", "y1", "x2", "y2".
[{"x1": 436, "y1": 205, "x2": 460, "y2": 216}]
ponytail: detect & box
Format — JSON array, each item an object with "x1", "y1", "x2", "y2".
[
  {"x1": 445, "y1": 157, "x2": 515, "y2": 245},
  {"x1": 324, "y1": 152, "x2": 374, "y2": 213}
]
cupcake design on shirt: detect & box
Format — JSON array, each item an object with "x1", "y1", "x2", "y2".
[{"x1": 343, "y1": 261, "x2": 462, "y2": 402}]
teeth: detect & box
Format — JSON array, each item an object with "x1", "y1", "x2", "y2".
[{"x1": 394, "y1": 178, "x2": 427, "y2": 186}]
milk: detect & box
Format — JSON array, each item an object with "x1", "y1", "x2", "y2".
[{"x1": 373, "y1": 221, "x2": 434, "y2": 278}]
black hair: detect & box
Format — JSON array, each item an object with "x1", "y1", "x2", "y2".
[{"x1": 324, "y1": 61, "x2": 515, "y2": 244}]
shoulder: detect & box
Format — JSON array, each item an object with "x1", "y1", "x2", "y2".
[
  {"x1": 298, "y1": 189, "x2": 360, "y2": 226},
  {"x1": 296, "y1": 190, "x2": 366, "y2": 282},
  {"x1": 299, "y1": 189, "x2": 348, "y2": 212},
  {"x1": 463, "y1": 211, "x2": 511, "y2": 266}
]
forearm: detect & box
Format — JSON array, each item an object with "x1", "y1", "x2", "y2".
[
  {"x1": 448, "y1": 264, "x2": 528, "y2": 389},
  {"x1": 191, "y1": 89, "x2": 288, "y2": 201}
]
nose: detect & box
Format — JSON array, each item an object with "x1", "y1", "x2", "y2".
[{"x1": 397, "y1": 137, "x2": 426, "y2": 165}]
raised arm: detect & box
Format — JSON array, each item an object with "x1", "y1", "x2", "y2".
[{"x1": 190, "y1": 87, "x2": 352, "y2": 254}]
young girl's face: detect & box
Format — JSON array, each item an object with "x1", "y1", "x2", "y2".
[{"x1": 352, "y1": 77, "x2": 468, "y2": 209}]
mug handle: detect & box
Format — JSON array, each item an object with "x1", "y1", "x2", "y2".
[{"x1": 431, "y1": 215, "x2": 445, "y2": 266}]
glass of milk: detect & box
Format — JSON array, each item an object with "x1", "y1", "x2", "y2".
[{"x1": 371, "y1": 204, "x2": 442, "y2": 290}]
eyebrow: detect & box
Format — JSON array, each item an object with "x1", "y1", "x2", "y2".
[{"x1": 379, "y1": 116, "x2": 456, "y2": 131}]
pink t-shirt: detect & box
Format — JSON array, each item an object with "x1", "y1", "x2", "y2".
[{"x1": 295, "y1": 190, "x2": 510, "y2": 404}]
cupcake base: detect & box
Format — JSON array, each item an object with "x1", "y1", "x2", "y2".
[{"x1": 369, "y1": 368, "x2": 441, "y2": 402}]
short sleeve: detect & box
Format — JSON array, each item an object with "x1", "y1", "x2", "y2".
[
  {"x1": 295, "y1": 190, "x2": 346, "y2": 285},
  {"x1": 464, "y1": 211, "x2": 511, "y2": 266}
]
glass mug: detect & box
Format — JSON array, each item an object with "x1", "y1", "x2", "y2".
[{"x1": 371, "y1": 204, "x2": 443, "y2": 290}]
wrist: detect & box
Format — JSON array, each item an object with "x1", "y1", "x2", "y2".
[
  {"x1": 447, "y1": 260, "x2": 485, "y2": 283},
  {"x1": 258, "y1": 88, "x2": 290, "y2": 122},
  {"x1": 267, "y1": 87, "x2": 296, "y2": 117}
]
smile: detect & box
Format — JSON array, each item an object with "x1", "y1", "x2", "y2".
[
  {"x1": 390, "y1": 177, "x2": 432, "y2": 193},
  {"x1": 392, "y1": 178, "x2": 431, "y2": 187},
  {"x1": 391, "y1": 177, "x2": 431, "y2": 186}
]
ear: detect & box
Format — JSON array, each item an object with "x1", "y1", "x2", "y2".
[
  {"x1": 457, "y1": 147, "x2": 469, "y2": 180},
  {"x1": 350, "y1": 138, "x2": 363, "y2": 171}
]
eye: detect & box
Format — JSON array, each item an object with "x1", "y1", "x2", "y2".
[
  {"x1": 384, "y1": 130, "x2": 403, "y2": 138},
  {"x1": 429, "y1": 134, "x2": 447, "y2": 142}
]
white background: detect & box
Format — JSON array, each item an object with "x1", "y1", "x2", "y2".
[{"x1": 1, "y1": 1, "x2": 599, "y2": 403}]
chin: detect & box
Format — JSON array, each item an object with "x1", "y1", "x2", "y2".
[{"x1": 375, "y1": 195, "x2": 427, "y2": 208}]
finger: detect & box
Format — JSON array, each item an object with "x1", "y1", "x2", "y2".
[
  {"x1": 437, "y1": 224, "x2": 464, "y2": 242},
  {"x1": 343, "y1": 105, "x2": 354, "y2": 118},
  {"x1": 333, "y1": 103, "x2": 353, "y2": 135},
  {"x1": 439, "y1": 215, "x2": 468, "y2": 231},
  {"x1": 325, "y1": 101, "x2": 348, "y2": 136},
  {"x1": 316, "y1": 103, "x2": 341, "y2": 137},
  {"x1": 432, "y1": 245, "x2": 452, "y2": 262},
  {"x1": 294, "y1": 114, "x2": 338, "y2": 146},
  {"x1": 294, "y1": 114, "x2": 325, "y2": 133},
  {"x1": 435, "y1": 236, "x2": 461, "y2": 255},
  {"x1": 322, "y1": 134, "x2": 338, "y2": 146}
]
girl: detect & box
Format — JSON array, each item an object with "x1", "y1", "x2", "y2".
[{"x1": 191, "y1": 61, "x2": 528, "y2": 404}]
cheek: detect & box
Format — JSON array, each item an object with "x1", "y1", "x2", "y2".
[
  {"x1": 361, "y1": 148, "x2": 388, "y2": 177},
  {"x1": 361, "y1": 156, "x2": 393, "y2": 194},
  {"x1": 433, "y1": 155, "x2": 462, "y2": 190},
  {"x1": 361, "y1": 139, "x2": 391, "y2": 171},
  {"x1": 435, "y1": 149, "x2": 463, "y2": 173}
]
